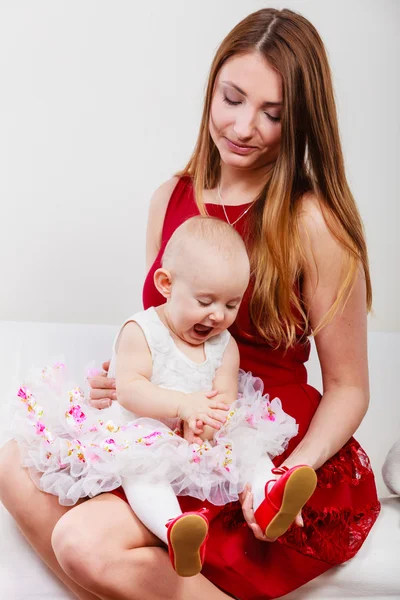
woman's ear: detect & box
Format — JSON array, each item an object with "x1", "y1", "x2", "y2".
[{"x1": 154, "y1": 268, "x2": 172, "y2": 299}]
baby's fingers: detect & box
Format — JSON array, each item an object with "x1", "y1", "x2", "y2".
[
  {"x1": 188, "y1": 419, "x2": 203, "y2": 435},
  {"x1": 210, "y1": 408, "x2": 230, "y2": 424},
  {"x1": 210, "y1": 401, "x2": 230, "y2": 411},
  {"x1": 188, "y1": 417, "x2": 198, "y2": 432},
  {"x1": 199, "y1": 414, "x2": 223, "y2": 430}
]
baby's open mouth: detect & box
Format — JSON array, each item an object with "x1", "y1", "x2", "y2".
[{"x1": 193, "y1": 324, "x2": 213, "y2": 337}]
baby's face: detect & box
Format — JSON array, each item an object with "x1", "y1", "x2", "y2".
[{"x1": 165, "y1": 251, "x2": 249, "y2": 345}]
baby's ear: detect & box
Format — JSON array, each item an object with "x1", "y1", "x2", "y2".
[
  {"x1": 382, "y1": 439, "x2": 400, "y2": 496},
  {"x1": 154, "y1": 268, "x2": 172, "y2": 299}
]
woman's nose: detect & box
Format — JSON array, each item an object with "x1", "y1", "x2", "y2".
[{"x1": 233, "y1": 108, "x2": 256, "y2": 141}]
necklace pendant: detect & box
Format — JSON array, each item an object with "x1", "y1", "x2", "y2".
[{"x1": 217, "y1": 183, "x2": 256, "y2": 227}]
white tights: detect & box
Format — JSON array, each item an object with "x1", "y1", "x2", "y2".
[{"x1": 122, "y1": 454, "x2": 275, "y2": 544}]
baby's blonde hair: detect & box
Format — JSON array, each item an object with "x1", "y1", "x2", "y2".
[{"x1": 162, "y1": 216, "x2": 249, "y2": 272}]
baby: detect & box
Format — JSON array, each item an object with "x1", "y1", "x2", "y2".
[{"x1": 12, "y1": 216, "x2": 317, "y2": 577}]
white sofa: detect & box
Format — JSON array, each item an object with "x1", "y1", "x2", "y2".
[{"x1": 1, "y1": 321, "x2": 399, "y2": 599}]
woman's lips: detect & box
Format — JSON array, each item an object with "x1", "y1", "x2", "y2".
[{"x1": 224, "y1": 137, "x2": 256, "y2": 155}]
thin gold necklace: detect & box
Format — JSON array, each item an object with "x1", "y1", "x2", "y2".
[{"x1": 217, "y1": 183, "x2": 257, "y2": 227}]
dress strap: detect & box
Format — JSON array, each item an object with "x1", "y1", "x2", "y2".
[
  {"x1": 108, "y1": 307, "x2": 170, "y2": 378},
  {"x1": 130, "y1": 307, "x2": 171, "y2": 358}
]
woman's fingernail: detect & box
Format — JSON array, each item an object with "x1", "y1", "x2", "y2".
[{"x1": 112, "y1": 392, "x2": 117, "y2": 400}]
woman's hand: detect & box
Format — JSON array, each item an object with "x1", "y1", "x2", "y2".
[
  {"x1": 178, "y1": 390, "x2": 229, "y2": 433},
  {"x1": 87, "y1": 361, "x2": 117, "y2": 409},
  {"x1": 239, "y1": 484, "x2": 277, "y2": 542},
  {"x1": 239, "y1": 483, "x2": 304, "y2": 542}
]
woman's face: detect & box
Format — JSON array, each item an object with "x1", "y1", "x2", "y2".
[{"x1": 209, "y1": 52, "x2": 282, "y2": 170}]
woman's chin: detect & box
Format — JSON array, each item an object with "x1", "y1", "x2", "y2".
[{"x1": 218, "y1": 148, "x2": 260, "y2": 170}]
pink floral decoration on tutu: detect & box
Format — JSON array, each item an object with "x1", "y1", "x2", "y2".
[
  {"x1": 65, "y1": 439, "x2": 86, "y2": 462},
  {"x1": 136, "y1": 430, "x2": 175, "y2": 447},
  {"x1": 17, "y1": 386, "x2": 44, "y2": 417},
  {"x1": 265, "y1": 404, "x2": 276, "y2": 421},
  {"x1": 101, "y1": 438, "x2": 130, "y2": 454},
  {"x1": 222, "y1": 443, "x2": 233, "y2": 472},
  {"x1": 17, "y1": 385, "x2": 53, "y2": 441},
  {"x1": 17, "y1": 386, "x2": 31, "y2": 402},
  {"x1": 68, "y1": 387, "x2": 85, "y2": 404},
  {"x1": 65, "y1": 404, "x2": 87, "y2": 425},
  {"x1": 35, "y1": 420, "x2": 53, "y2": 443}
]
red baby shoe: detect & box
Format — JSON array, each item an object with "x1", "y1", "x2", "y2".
[
  {"x1": 166, "y1": 509, "x2": 209, "y2": 577},
  {"x1": 254, "y1": 465, "x2": 317, "y2": 539}
]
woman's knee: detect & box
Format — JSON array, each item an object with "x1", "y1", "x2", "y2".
[
  {"x1": 51, "y1": 512, "x2": 113, "y2": 591},
  {"x1": 52, "y1": 510, "x2": 159, "y2": 596}
]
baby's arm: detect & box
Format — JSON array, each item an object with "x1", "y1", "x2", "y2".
[
  {"x1": 199, "y1": 337, "x2": 240, "y2": 442},
  {"x1": 116, "y1": 321, "x2": 228, "y2": 429}
]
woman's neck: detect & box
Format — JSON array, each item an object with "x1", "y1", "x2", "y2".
[{"x1": 217, "y1": 161, "x2": 275, "y2": 206}]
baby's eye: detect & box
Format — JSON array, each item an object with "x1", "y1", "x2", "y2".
[
  {"x1": 198, "y1": 300, "x2": 211, "y2": 307},
  {"x1": 226, "y1": 304, "x2": 238, "y2": 310}
]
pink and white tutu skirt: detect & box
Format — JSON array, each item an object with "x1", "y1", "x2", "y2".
[{"x1": 10, "y1": 364, "x2": 298, "y2": 506}]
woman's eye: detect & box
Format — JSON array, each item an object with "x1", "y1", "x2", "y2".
[
  {"x1": 226, "y1": 305, "x2": 237, "y2": 310},
  {"x1": 265, "y1": 113, "x2": 281, "y2": 123},
  {"x1": 223, "y1": 93, "x2": 241, "y2": 106}
]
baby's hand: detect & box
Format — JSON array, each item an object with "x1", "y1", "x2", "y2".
[
  {"x1": 183, "y1": 421, "x2": 204, "y2": 445},
  {"x1": 178, "y1": 390, "x2": 229, "y2": 434}
]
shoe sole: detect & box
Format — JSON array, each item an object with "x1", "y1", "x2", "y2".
[
  {"x1": 264, "y1": 466, "x2": 317, "y2": 539},
  {"x1": 169, "y1": 514, "x2": 208, "y2": 577}
]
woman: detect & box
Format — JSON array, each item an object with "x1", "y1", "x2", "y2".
[{"x1": 0, "y1": 8, "x2": 380, "y2": 600}]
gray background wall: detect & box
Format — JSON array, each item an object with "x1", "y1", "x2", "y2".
[{"x1": 1, "y1": 0, "x2": 398, "y2": 330}]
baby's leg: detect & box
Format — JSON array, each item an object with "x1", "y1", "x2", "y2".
[
  {"x1": 122, "y1": 477, "x2": 209, "y2": 578},
  {"x1": 250, "y1": 454, "x2": 276, "y2": 511},
  {"x1": 122, "y1": 477, "x2": 182, "y2": 544}
]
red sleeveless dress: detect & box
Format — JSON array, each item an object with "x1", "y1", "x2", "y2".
[{"x1": 113, "y1": 178, "x2": 380, "y2": 599}]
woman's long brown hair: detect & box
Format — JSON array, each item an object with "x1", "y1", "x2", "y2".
[{"x1": 178, "y1": 8, "x2": 371, "y2": 348}]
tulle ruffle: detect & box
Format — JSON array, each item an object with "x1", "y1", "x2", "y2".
[{"x1": 11, "y1": 364, "x2": 298, "y2": 506}]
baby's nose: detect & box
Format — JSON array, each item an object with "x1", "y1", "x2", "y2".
[{"x1": 210, "y1": 310, "x2": 225, "y2": 323}]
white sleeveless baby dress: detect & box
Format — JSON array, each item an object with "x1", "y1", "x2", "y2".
[{"x1": 10, "y1": 307, "x2": 298, "y2": 506}]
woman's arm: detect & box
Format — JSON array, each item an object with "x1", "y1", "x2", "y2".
[
  {"x1": 145, "y1": 177, "x2": 179, "y2": 270},
  {"x1": 284, "y1": 195, "x2": 370, "y2": 471},
  {"x1": 241, "y1": 194, "x2": 370, "y2": 541},
  {"x1": 199, "y1": 337, "x2": 240, "y2": 441}
]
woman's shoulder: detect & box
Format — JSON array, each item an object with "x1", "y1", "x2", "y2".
[
  {"x1": 297, "y1": 192, "x2": 342, "y2": 252},
  {"x1": 147, "y1": 176, "x2": 194, "y2": 236},
  {"x1": 298, "y1": 192, "x2": 328, "y2": 237},
  {"x1": 146, "y1": 177, "x2": 186, "y2": 268},
  {"x1": 148, "y1": 176, "x2": 181, "y2": 215},
  {"x1": 297, "y1": 192, "x2": 348, "y2": 277}
]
